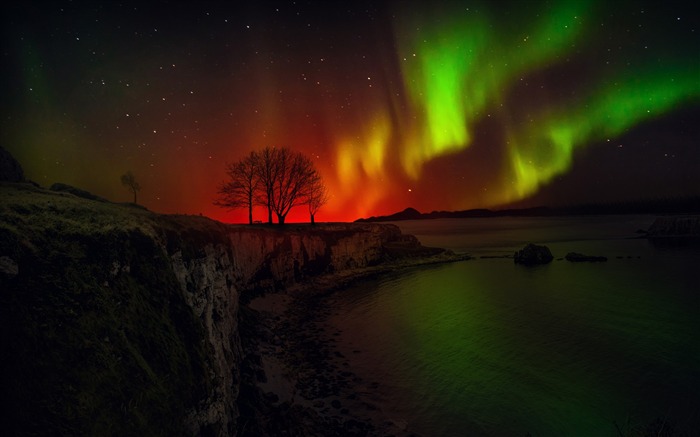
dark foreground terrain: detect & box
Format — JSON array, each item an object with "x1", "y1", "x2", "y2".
[{"x1": 0, "y1": 181, "x2": 465, "y2": 436}]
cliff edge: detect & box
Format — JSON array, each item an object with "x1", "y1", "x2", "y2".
[{"x1": 0, "y1": 182, "x2": 459, "y2": 436}]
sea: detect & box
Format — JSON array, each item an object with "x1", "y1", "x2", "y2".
[{"x1": 328, "y1": 216, "x2": 700, "y2": 436}]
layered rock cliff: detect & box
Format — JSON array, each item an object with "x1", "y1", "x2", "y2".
[
  {"x1": 0, "y1": 182, "x2": 446, "y2": 436},
  {"x1": 646, "y1": 216, "x2": 700, "y2": 239}
]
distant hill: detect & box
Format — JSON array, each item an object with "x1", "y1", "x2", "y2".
[
  {"x1": 355, "y1": 197, "x2": 700, "y2": 222},
  {"x1": 355, "y1": 206, "x2": 552, "y2": 222}
]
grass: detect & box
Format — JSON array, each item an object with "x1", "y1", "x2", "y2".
[{"x1": 1, "y1": 182, "x2": 217, "y2": 436}]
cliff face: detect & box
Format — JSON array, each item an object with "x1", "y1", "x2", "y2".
[
  {"x1": 169, "y1": 243, "x2": 241, "y2": 436},
  {"x1": 0, "y1": 183, "x2": 424, "y2": 436},
  {"x1": 227, "y1": 223, "x2": 401, "y2": 291},
  {"x1": 168, "y1": 224, "x2": 404, "y2": 434}
]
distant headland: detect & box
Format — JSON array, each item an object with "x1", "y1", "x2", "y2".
[{"x1": 356, "y1": 197, "x2": 700, "y2": 222}]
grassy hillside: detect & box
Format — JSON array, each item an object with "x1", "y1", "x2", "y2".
[{"x1": 0, "y1": 183, "x2": 227, "y2": 436}]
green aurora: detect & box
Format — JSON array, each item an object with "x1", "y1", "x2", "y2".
[
  {"x1": 394, "y1": 0, "x2": 700, "y2": 204},
  {"x1": 508, "y1": 64, "x2": 700, "y2": 201},
  {"x1": 1, "y1": 1, "x2": 698, "y2": 220}
]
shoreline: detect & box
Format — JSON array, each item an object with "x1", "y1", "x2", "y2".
[{"x1": 239, "y1": 251, "x2": 470, "y2": 436}]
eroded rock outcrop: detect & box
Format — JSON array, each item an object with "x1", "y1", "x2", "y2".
[{"x1": 227, "y1": 223, "x2": 403, "y2": 292}]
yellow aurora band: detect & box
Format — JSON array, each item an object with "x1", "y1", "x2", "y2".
[{"x1": 337, "y1": 0, "x2": 699, "y2": 209}]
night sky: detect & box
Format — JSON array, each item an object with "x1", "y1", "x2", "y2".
[{"x1": 2, "y1": 1, "x2": 699, "y2": 223}]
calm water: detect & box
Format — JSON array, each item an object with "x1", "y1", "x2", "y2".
[{"x1": 329, "y1": 216, "x2": 700, "y2": 436}]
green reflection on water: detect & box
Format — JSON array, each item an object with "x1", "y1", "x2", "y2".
[{"x1": 378, "y1": 258, "x2": 700, "y2": 435}]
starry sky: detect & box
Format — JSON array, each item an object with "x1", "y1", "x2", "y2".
[{"x1": 2, "y1": 0, "x2": 699, "y2": 223}]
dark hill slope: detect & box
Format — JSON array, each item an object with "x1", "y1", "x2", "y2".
[{"x1": 0, "y1": 182, "x2": 455, "y2": 436}]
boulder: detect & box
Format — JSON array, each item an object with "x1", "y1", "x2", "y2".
[
  {"x1": 565, "y1": 252, "x2": 607, "y2": 262},
  {"x1": 0, "y1": 256, "x2": 19, "y2": 277},
  {"x1": 0, "y1": 146, "x2": 24, "y2": 182},
  {"x1": 514, "y1": 243, "x2": 553, "y2": 265}
]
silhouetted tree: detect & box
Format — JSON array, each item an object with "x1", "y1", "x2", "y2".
[
  {"x1": 216, "y1": 146, "x2": 327, "y2": 225},
  {"x1": 306, "y1": 170, "x2": 328, "y2": 225},
  {"x1": 254, "y1": 146, "x2": 317, "y2": 225},
  {"x1": 214, "y1": 152, "x2": 259, "y2": 224},
  {"x1": 256, "y1": 147, "x2": 279, "y2": 224},
  {"x1": 270, "y1": 148, "x2": 317, "y2": 225},
  {"x1": 120, "y1": 171, "x2": 141, "y2": 204}
]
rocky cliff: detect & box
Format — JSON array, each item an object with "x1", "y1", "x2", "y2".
[
  {"x1": 646, "y1": 215, "x2": 700, "y2": 239},
  {"x1": 226, "y1": 223, "x2": 403, "y2": 291},
  {"x1": 0, "y1": 182, "x2": 445, "y2": 436}
]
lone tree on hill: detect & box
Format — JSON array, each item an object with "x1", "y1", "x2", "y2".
[
  {"x1": 120, "y1": 170, "x2": 141, "y2": 204},
  {"x1": 215, "y1": 146, "x2": 328, "y2": 225},
  {"x1": 214, "y1": 152, "x2": 259, "y2": 225}
]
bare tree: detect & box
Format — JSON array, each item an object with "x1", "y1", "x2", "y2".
[
  {"x1": 214, "y1": 152, "x2": 259, "y2": 224},
  {"x1": 306, "y1": 170, "x2": 328, "y2": 225},
  {"x1": 270, "y1": 148, "x2": 316, "y2": 225},
  {"x1": 217, "y1": 146, "x2": 326, "y2": 225},
  {"x1": 256, "y1": 146, "x2": 280, "y2": 224},
  {"x1": 120, "y1": 170, "x2": 141, "y2": 204}
]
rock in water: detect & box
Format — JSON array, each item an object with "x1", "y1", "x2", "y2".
[
  {"x1": 565, "y1": 252, "x2": 607, "y2": 262},
  {"x1": 514, "y1": 243, "x2": 553, "y2": 265}
]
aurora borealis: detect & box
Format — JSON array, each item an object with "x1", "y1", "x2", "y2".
[{"x1": 2, "y1": 1, "x2": 699, "y2": 223}]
